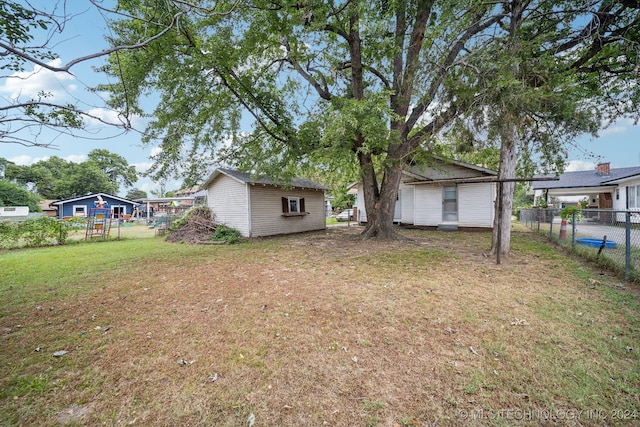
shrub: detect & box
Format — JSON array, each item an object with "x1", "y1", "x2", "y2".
[
  {"x1": 0, "y1": 216, "x2": 68, "y2": 248},
  {"x1": 212, "y1": 225, "x2": 241, "y2": 244},
  {"x1": 560, "y1": 206, "x2": 583, "y2": 223}
]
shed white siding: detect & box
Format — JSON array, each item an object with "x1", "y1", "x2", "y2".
[
  {"x1": 400, "y1": 186, "x2": 414, "y2": 224},
  {"x1": 207, "y1": 174, "x2": 250, "y2": 237},
  {"x1": 458, "y1": 183, "x2": 495, "y2": 227},
  {"x1": 355, "y1": 183, "x2": 367, "y2": 223},
  {"x1": 248, "y1": 185, "x2": 326, "y2": 237},
  {"x1": 413, "y1": 185, "x2": 442, "y2": 226}
]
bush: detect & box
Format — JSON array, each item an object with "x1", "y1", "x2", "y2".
[
  {"x1": 560, "y1": 206, "x2": 583, "y2": 223},
  {"x1": 0, "y1": 216, "x2": 68, "y2": 248},
  {"x1": 212, "y1": 224, "x2": 241, "y2": 244}
]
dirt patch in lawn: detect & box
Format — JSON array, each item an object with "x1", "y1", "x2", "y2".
[{"x1": 2, "y1": 226, "x2": 639, "y2": 426}]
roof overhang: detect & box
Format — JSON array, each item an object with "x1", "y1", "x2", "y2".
[
  {"x1": 51, "y1": 193, "x2": 140, "y2": 206},
  {"x1": 539, "y1": 185, "x2": 616, "y2": 197}
]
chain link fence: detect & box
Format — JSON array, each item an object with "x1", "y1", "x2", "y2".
[{"x1": 519, "y1": 208, "x2": 640, "y2": 282}]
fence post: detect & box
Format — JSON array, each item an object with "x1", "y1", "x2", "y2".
[
  {"x1": 549, "y1": 210, "x2": 553, "y2": 239},
  {"x1": 626, "y1": 211, "x2": 631, "y2": 281},
  {"x1": 571, "y1": 211, "x2": 576, "y2": 251}
]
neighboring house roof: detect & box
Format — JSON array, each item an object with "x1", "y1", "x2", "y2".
[
  {"x1": 38, "y1": 200, "x2": 57, "y2": 211},
  {"x1": 50, "y1": 193, "x2": 140, "y2": 206},
  {"x1": 203, "y1": 168, "x2": 328, "y2": 191},
  {"x1": 533, "y1": 167, "x2": 640, "y2": 191},
  {"x1": 135, "y1": 196, "x2": 196, "y2": 204},
  {"x1": 347, "y1": 157, "x2": 497, "y2": 189},
  {"x1": 175, "y1": 185, "x2": 201, "y2": 196}
]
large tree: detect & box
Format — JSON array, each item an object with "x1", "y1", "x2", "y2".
[
  {"x1": 446, "y1": 1, "x2": 640, "y2": 254},
  {"x1": 4, "y1": 149, "x2": 137, "y2": 198},
  {"x1": 87, "y1": 149, "x2": 138, "y2": 188},
  {"x1": 0, "y1": 181, "x2": 41, "y2": 211},
  {"x1": 99, "y1": 0, "x2": 640, "y2": 240}
]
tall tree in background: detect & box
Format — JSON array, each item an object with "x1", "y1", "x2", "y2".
[
  {"x1": 100, "y1": 0, "x2": 639, "y2": 240},
  {"x1": 446, "y1": 1, "x2": 640, "y2": 255},
  {"x1": 3, "y1": 149, "x2": 137, "y2": 198},
  {"x1": 87, "y1": 149, "x2": 138, "y2": 188}
]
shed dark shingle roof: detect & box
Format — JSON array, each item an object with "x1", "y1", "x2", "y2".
[
  {"x1": 206, "y1": 168, "x2": 328, "y2": 190},
  {"x1": 533, "y1": 167, "x2": 640, "y2": 190}
]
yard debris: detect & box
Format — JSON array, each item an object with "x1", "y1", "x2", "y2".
[
  {"x1": 52, "y1": 350, "x2": 68, "y2": 357},
  {"x1": 35, "y1": 347, "x2": 41, "y2": 352},
  {"x1": 469, "y1": 346, "x2": 479, "y2": 356},
  {"x1": 247, "y1": 412, "x2": 256, "y2": 427},
  {"x1": 444, "y1": 327, "x2": 454, "y2": 334},
  {"x1": 209, "y1": 373, "x2": 219, "y2": 382},
  {"x1": 165, "y1": 206, "x2": 221, "y2": 244},
  {"x1": 510, "y1": 318, "x2": 528, "y2": 326}
]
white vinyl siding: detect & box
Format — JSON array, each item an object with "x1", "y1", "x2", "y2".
[
  {"x1": 458, "y1": 183, "x2": 495, "y2": 227},
  {"x1": 207, "y1": 175, "x2": 250, "y2": 237},
  {"x1": 401, "y1": 186, "x2": 414, "y2": 224},
  {"x1": 414, "y1": 185, "x2": 442, "y2": 226},
  {"x1": 249, "y1": 186, "x2": 325, "y2": 237}
]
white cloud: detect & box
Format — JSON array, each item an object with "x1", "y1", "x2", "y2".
[
  {"x1": 84, "y1": 107, "x2": 125, "y2": 125},
  {"x1": 149, "y1": 146, "x2": 163, "y2": 157},
  {"x1": 600, "y1": 126, "x2": 626, "y2": 136},
  {"x1": 7, "y1": 154, "x2": 88, "y2": 166},
  {"x1": 8, "y1": 155, "x2": 48, "y2": 166},
  {"x1": 565, "y1": 160, "x2": 596, "y2": 172},
  {"x1": 84, "y1": 107, "x2": 143, "y2": 129},
  {"x1": 0, "y1": 59, "x2": 77, "y2": 100},
  {"x1": 599, "y1": 117, "x2": 635, "y2": 137},
  {"x1": 65, "y1": 154, "x2": 87, "y2": 163},
  {"x1": 132, "y1": 162, "x2": 153, "y2": 174}
]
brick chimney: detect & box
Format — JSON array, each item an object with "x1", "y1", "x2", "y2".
[{"x1": 596, "y1": 162, "x2": 610, "y2": 175}]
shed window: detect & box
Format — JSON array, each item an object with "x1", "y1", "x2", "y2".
[{"x1": 282, "y1": 197, "x2": 306, "y2": 215}]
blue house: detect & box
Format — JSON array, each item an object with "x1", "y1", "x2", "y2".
[{"x1": 51, "y1": 193, "x2": 140, "y2": 220}]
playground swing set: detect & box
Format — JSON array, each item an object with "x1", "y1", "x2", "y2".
[{"x1": 85, "y1": 196, "x2": 112, "y2": 240}]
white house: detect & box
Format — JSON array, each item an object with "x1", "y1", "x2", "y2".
[
  {"x1": 533, "y1": 162, "x2": 640, "y2": 222},
  {"x1": 202, "y1": 168, "x2": 328, "y2": 237},
  {"x1": 355, "y1": 158, "x2": 497, "y2": 230}
]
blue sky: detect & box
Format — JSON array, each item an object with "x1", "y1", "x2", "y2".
[{"x1": 2, "y1": 3, "x2": 638, "y2": 196}]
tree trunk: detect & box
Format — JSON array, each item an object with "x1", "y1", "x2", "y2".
[
  {"x1": 359, "y1": 152, "x2": 403, "y2": 239},
  {"x1": 490, "y1": 124, "x2": 517, "y2": 255}
]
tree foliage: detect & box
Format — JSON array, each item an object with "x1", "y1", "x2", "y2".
[
  {"x1": 99, "y1": 0, "x2": 640, "y2": 239},
  {"x1": 126, "y1": 188, "x2": 148, "y2": 200},
  {"x1": 3, "y1": 149, "x2": 137, "y2": 198},
  {"x1": 0, "y1": 180, "x2": 41, "y2": 211}
]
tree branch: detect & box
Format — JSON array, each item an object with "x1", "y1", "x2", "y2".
[
  {"x1": 404, "y1": 9, "x2": 507, "y2": 136},
  {"x1": 0, "y1": 11, "x2": 184, "y2": 75}
]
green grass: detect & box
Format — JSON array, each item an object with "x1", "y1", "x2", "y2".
[{"x1": 1, "y1": 229, "x2": 639, "y2": 426}]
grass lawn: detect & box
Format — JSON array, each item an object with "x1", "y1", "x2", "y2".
[{"x1": 1, "y1": 226, "x2": 639, "y2": 426}]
